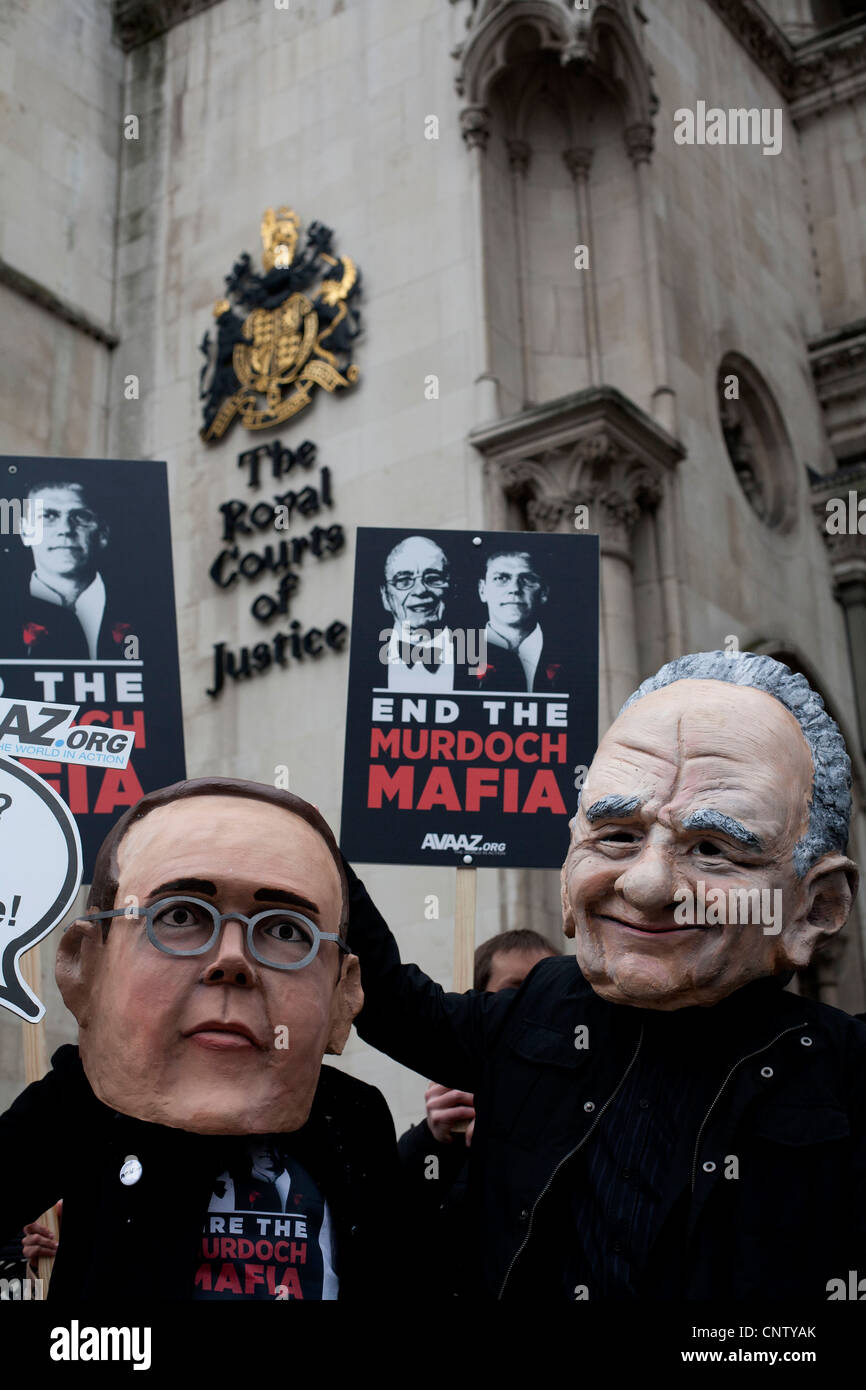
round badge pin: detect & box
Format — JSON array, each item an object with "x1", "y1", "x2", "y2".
[{"x1": 120, "y1": 1155, "x2": 142, "y2": 1186}]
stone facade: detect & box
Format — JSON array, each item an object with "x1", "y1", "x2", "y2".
[{"x1": 1, "y1": 0, "x2": 865, "y2": 1130}]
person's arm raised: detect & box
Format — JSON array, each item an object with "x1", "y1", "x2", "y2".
[{"x1": 343, "y1": 857, "x2": 506, "y2": 1093}]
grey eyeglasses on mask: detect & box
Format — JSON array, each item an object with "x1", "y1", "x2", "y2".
[{"x1": 85, "y1": 895, "x2": 350, "y2": 971}]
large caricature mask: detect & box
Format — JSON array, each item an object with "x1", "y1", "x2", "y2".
[
  {"x1": 561, "y1": 655, "x2": 858, "y2": 1009},
  {"x1": 56, "y1": 780, "x2": 363, "y2": 1133}
]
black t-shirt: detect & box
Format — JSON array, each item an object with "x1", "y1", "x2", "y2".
[{"x1": 193, "y1": 1140, "x2": 338, "y2": 1300}]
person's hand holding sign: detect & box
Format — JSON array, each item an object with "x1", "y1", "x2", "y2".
[
  {"x1": 424, "y1": 1081, "x2": 475, "y2": 1145},
  {"x1": 22, "y1": 1219, "x2": 58, "y2": 1264}
]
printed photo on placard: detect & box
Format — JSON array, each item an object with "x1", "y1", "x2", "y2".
[
  {"x1": 339, "y1": 527, "x2": 599, "y2": 869},
  {"x1": 0, "y1": 456, "x2": 186, "y2": 878}
]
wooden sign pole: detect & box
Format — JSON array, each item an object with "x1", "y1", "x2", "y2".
[
  {"x1": 454, "y1": 865, "x2": 477, "y2": 993},
  {"x1": 451, "y1": 867, "x2": 477, "y2": 1134},
  {"x1": 19, "y1": 943, "x2": 58, "y2": 1296}
]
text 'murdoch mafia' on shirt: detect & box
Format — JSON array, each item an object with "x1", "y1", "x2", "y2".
[{"x1": 194, "y1": 1141, "x2": 338, "y2": 1300}]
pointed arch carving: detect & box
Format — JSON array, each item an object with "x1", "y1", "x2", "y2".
[{"x1": 453, "y1": 0, "x2": 658, "y2": 144}]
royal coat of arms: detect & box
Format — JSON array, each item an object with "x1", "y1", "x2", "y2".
[{"x1": 198, "y1": 207, "x2": 362, "y2": 442}]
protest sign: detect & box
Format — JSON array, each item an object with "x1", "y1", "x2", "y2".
[
  {"x1": 0, "y1": 456, "x2": 186, "y2": 878},
  {"x1": 339, "y1": 527, "x2": 598, "y2": 869},
  {"x1": 0, "y1": 753, "x2": 82, "y2": 1022}
]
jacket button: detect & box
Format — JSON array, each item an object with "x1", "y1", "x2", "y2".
[
  {"x1": 583, "y1": 1100, "x2": 595, "y2": 1113},
  {"x1": 519, "y1": 1208, "x2": 529, "y2": 1222},
  {"x1": 800, "y1": 1036, "x2": 813, "y2": 1047},
  {"x1": 760, "y1": 1066, "x2": 774, "y2": 1079},
  {"x1": 702, "y1": 1160, "x2": 716, "y2": 1173}
]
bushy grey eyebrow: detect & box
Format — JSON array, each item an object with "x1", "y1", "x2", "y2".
[
  {"x1": 681, "y1": 809, "x2": 762, "y2": 851},
  {"x1": 585, "y1": 795, "x2": 643, "y2": 823}
]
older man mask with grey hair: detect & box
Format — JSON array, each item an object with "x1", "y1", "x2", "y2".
[
  {"x1": 562, "y1": 650, "x2": 857, "y2": 1009},
  {"x1": 344, "y1": 650, "x2": 866, "y2": 1301}
]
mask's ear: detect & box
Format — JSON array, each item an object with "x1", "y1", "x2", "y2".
[
  {"x1": 55, "y1": 918, "x2": 103, "y2": 1025},
  {"x1": 783, "y1": 853, "x2": 858, "y2": 969},
  {"x1": 561, "y1": 817, "x2": 575, "y2": 939},
  {"x1": 325, "y1": 953, "x2": 363, "y2": 1054},
  {"x1": 561, "y1": 852, "x2": 576, "y2": 940}
]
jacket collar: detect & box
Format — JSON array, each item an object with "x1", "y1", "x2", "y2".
[{"x1": 515, "y1": 968, "x2": 809, "y2": 1069}]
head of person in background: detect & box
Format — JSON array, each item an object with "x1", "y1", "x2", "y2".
[
  {"x1": 380, "y1": 535, "x2": 450, "y2": 642},
  {"x1": 478, "y1": 550, "x2": 548, "y2": 651},
  {"x1": 21, "y1": 477, "x2": 109, "y2": 607},
  {"x1": 561, "y1": 650, "x2": 857, "y2": 1010},
  {"x1": 474, "y1": 928, "x2": 561, "y2": 992},
  {"x1": 56, "y1": 777, "x2": 363, "y2": 1135}
]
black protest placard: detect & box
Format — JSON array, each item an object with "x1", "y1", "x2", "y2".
[
  {"x1": 0, "y1": 456, "x2": 186, "y2": 878},
  {"x1": 339, "y1": 527, "x2": 598, "y2": 869}
]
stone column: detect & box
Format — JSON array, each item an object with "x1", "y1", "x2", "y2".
[
  {"x1": 835, "y1": 569, "x2": 866, "y2": 758},
  {"x1": 525, "y1": 482, "x2": 642, "y2": 730},
  {"x1": 625, "y1": 121, "x2": 677, "y2": 437},
  {"x1": 594, "y1": 491, "x2": 642, "y2": 730},
  {"x1": 522, "y1": 489, "x2": 634, "y2": 732},
  {"x1": 811, "y1": 476, "x2": 866, "y2": 758},
  {"x1": 482, "y1": 457, "x2": 510, "y2": 531},
  {"x1": 771, "y1": 0, "x2": 817, "y2": 43},
  {"x1": 654, "y1": 469, "x2": 686, "y2": 659},
  {"x1": 563, "y1": 146, "x2": 602, "y2": 388},
  {"x1": 460, "y1": 104, "x2": 499, "y2": 422},
  {"x1": 490, "y1": 437, "x2": 660, "y2": 734},
  {"x1": 506, "y1": 137, "x2": 534, "y2": 407}
]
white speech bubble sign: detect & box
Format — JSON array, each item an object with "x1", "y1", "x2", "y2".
[{"x1": 0, "y1": 753, "x2": 83, "y2": 1022}]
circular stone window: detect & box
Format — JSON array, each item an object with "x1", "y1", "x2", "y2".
[{"x1": 717, "y1": 354, "x2": 798, "y2": 531}]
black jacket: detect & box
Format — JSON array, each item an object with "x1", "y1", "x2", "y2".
[
  {"x1": 459, "y1": 636, "x2": 567, "y2": 693},
  {"x1": 0, "y1": 1045, "x2": 399, "y2": 1302},
  {"x1": 397, "y1": 1118, "x2": 469, "y2": 1298},
  {"x1": 2, "y1": 578, "x2": 141, "y2": 661},
  {"x1": 346, "y1": 864, "x2": 866, "y2": 1300}
]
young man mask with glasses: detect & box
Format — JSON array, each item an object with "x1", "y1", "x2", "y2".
[{"x1": 0, "y1": 778, "x2": 399, "y2": 1301}]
